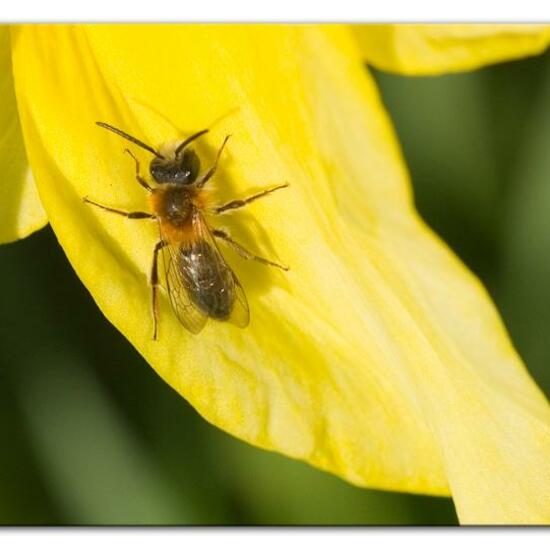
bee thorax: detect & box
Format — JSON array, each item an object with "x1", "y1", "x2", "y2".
[{"x1": 151, "y1": 186, "x2": 194, "y2": 226}]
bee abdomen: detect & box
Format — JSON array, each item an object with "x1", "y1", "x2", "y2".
[{"x1": 180, "y1": 241, "x2": 235, "y2": 320}]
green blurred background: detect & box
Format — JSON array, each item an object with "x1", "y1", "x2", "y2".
[{"x1": 2, "y1": 49, "x2": 550, "y2": 525}]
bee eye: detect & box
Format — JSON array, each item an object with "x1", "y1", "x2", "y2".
[
  {"x1": 149, "y1": 162, "x2": 172, "y2": 184},
  {"x1": 179, "y1": 149, "x2": 201, "y2": 183},
  {"x1": 150, "y1": 149, "x2": 201, "y2": 185}
]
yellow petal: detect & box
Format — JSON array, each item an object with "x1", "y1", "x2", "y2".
[
  {"x1": 0, "y1": 25, "x2": 46, "y2": 243},
  {"x1": 353, "y1": 24, "x2": 550, "y2": 75},
  {"x1": 11, "y1": 24, "x2": 550, "y2": 523}
]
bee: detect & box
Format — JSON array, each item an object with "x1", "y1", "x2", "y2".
[{"x1": 84, "y1": 121, "x2": 288, "y2": 338}]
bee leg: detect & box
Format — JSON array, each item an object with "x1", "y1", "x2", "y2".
[
  {"x1": 212, "y1": 229, "x2": 289, "y2": 271},
  {"x1": 215, "y1": 183, "x2": 289, "y2": 214},
  {"x1": 150, "y1": 240, "x2": 168, "y2": 340},
  {"x1": 124, "y1": 149, "x2": 153, "y2": 192},
  {"x1": 196, "y1": 135, "x2": 231, "y2": 188},
  {"x1": 83, "y1": 197, "x2": 156, "y2": 219}
]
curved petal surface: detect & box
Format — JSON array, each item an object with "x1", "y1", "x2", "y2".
[
  {"x1": 353, "y1": 24, "x2": 550, "y2": 75},
  {"x1": 12, "y1": 24, "x2": 550, "y2": 523},
  {"x1": 0, "y1": 25, "x2": 46, "y2": 243}
]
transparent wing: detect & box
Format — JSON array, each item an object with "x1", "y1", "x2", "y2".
[
  {"x1": 229, "y1": 274, "x2": 250, "y2": 329},
  {"x1": 193, "y1": 211, "x2": 250, "y2": 329},
  {"x1": 159, "y1": 226, "x2": 208, "y2": 335}
]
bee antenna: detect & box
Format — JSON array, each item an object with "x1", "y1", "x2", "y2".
[
  {"x1": 96, "y1": 122, "x2": 165, "y2": 159},
  {"x1": 175, "y1": 129, "x2": 209, "y2": 157}
]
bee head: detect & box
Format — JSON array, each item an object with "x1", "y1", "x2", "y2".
[
  {"x1": 150, "y1": 148, "x2": 201, "y2": 185},
  {"x1": 95, "y1": 122, "x2": 209, "y2": 187}
]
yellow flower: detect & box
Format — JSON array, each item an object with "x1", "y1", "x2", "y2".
[
  {"x1": 4, "y1": 23, "x2": 550, "y2": 524},
  {"x1": 0, "y1": 27, "x2": 46, "y2": 242}
]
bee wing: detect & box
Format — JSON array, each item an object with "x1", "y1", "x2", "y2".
[
  {"x1": 160, "y1": 228, "x2": 209, "y2": 335},
  {"x1": 193, "y1": 211, "x2": 250, "y2": 329},
  {"x1": 229, "y1": 275, "x2": 250, "y2": 329}
]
